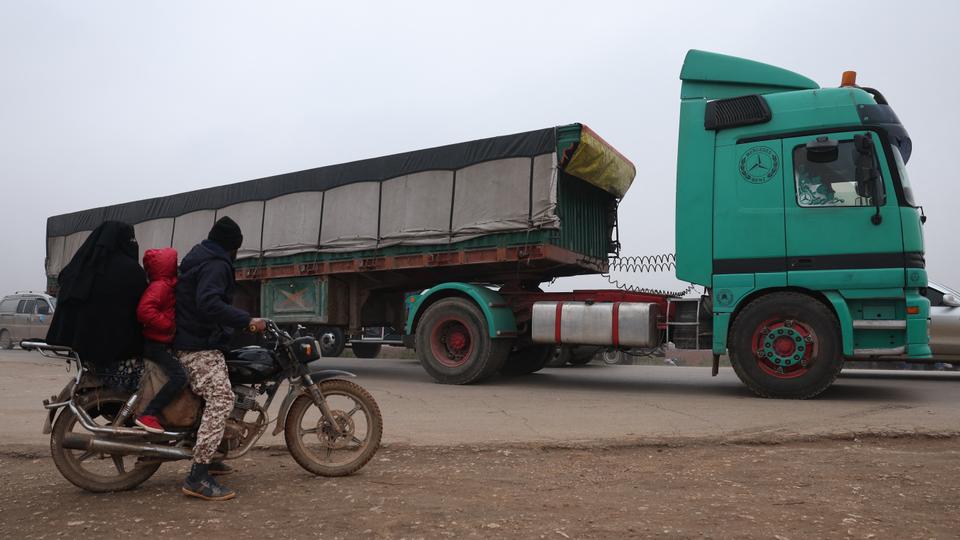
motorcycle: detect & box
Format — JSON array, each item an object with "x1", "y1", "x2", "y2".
[{"x1": 23, "y1": 319, "x2": 382, "y2": 492}]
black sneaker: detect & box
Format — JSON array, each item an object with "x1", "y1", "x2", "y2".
[
  {"x1": 208, "y1": 460, "x2": 234, "y2": 476},
  {"x1": 182, "y1": 464, "x2": 236, "y2": 501}
]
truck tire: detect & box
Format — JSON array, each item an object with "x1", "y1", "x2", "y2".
[
  {"x1": 567, "y1": 346, "x2": 599, "y2": 366},
  {"x1": 0, "y1": 329, "x2": 13, "y2": 350},
  {"x1": 729, "y1": 292, "x2": 844, "y2": 399},
  {"x1": 500, "y1": 345, "x2": 553, "y2": 375},
  {"x1": 351, "y1": 342, "x2": 382, "y2": 359},
  {"x1": 319, "y1": 327, "x2": 346, "y2": 358},
  {"x1": 546, "y1": 346, "x2": 571, "y2": 367},
  {"x1": 415, "y1": 297, "x2": 511, "y2": 384}
]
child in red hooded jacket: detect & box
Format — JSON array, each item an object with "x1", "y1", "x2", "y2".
[{"x1": 134, "y1": 248, "x2": 188, "y2": 433}]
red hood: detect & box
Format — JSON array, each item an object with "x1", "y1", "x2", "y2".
[{"x1": 143, "y1": 248, "x2": 178, "y2": 281}]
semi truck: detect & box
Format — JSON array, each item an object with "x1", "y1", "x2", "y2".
[{"x1": 44, "y1": 50, "x2": 929, "y2": 399}]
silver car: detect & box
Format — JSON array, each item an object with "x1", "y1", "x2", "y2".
[
  {"x1": 925, "y1": 282, "x2": 960, "y2": 360},
  {"x1": 0, "y1": 292, "x2": 56, "y2": 349}
]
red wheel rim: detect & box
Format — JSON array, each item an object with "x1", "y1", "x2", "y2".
[
  {"x1": 751, "y1": 317, "x2": 817, "y2": 379},
  {"x1": 430, "y1": 316, "x2": 475, "y2": 368}
]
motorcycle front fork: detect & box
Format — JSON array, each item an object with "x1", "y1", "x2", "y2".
[{"x1": 301, "y1": 375, "x2": 342, "y2": 436}]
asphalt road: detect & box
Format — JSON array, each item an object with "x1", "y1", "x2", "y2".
[{"x1": 2, "y1": 348, "x2": 958, "y2": 451}]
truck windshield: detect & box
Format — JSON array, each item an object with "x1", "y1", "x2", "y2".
[{"x1": 891, "y1": 145, "x2": 916, "y2": 206}]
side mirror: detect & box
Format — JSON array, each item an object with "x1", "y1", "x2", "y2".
[
  {"x1": 943, "y1": 294, "x2": 960, "y2": 308},
  {"x1": 854, "y1": 133, "x2": 885, "y2": 224},
  {"x1": 805, "y1": 136, "x2": 839, "y2": 163},
  {"x1": 853, "y1": 134, "x2": 880, "y2": 186}
]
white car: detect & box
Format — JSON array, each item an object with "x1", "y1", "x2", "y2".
[
  {"x1": 0, "y1": 292, "x2": 56, "y2": 349},
  {"x1": 925, "y1": 282, "x2": 960, "y2": 361}
]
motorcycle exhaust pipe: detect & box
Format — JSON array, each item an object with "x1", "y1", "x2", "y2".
[{"x1": 61, "y1": 433, "x2": 193, "y2": 461}]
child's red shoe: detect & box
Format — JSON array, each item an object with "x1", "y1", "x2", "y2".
[{"x1": 135, "y1": 415, "x2": 165, "y2": 434}]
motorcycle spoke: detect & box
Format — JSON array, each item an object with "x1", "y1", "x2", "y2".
[
  {"x1": 323, "y1": 446, "x2": 333, "y2": 461},
  {"x1": 111, "y1": 455, "x2": 126, "y2": 474},
  {"x1": 350, "y1": 436, "x2": 364, "y2": 447},
  {"x1": 301, "y1": 427, "x2": 319, "y2": 435},
  {"x1": 345, "y1": 404, "x2": 362, "y2": 419},
  {"x1": 75, "y1": 449, "x2": 97, "y2": 462}
]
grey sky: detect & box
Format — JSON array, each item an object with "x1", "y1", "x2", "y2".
[{"x1": 2, "y1": 1, "x2": 958, "y2": 294}]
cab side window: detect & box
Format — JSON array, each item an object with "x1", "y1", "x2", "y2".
[
  {"x1": 36, "y1": 299, "x2": 50, "y2": 315},
  {"x1": 793, "y1": 140, "x2": 884, "y2": 208},
  {"x1": 17, "y1": 299, "x2": 36, "y2": 314}
]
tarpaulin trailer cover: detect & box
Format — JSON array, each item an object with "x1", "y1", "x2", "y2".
[{"x1": 45, "y1": 124, "x2": 636, "y2": 281}]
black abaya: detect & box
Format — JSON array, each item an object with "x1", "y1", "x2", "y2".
[{"x1": 46, "y1": 221, "x2": 147, "y2": 368}]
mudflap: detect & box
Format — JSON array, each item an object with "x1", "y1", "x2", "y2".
[
  {"x1": 270, "y1": 369, "x2": 356, "y2": 436},
  {"x1": 42, "y1": 380, "x2": 76, "y2": 434}
]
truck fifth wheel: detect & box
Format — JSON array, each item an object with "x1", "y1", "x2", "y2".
[{"x1": 44, "y1": 50, "x2": 930, "y2": 398}]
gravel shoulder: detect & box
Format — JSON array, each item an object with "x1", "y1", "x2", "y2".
[{"x1": 1, "y1": 437, "x2": 958, "y2": 539}]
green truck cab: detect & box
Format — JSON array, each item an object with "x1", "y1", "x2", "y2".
[{"x1": 675, "y1": 50, "x2": 928, "y2": 398}]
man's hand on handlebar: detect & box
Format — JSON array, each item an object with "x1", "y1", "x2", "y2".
[{"x1": 248, "y1": 318, "x2": 268, "y2": 333}]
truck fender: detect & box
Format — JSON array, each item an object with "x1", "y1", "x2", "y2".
[
  {"x1": 821, "y1": 291, "x2": 855, "y2": 357},
  {"x1": 271, "y1": 369, "x2": 356, "y2": 436},
  {"x1": 404, "y1": 282, "x2": 518, "y2": 339}
]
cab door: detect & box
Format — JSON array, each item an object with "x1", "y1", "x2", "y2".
[
  {"x1": 32, "y1": 298, "x2": 53, "y2": 340},
  {"x1": 713, "y1": 140, "x2": 786, "y2": 274},
  {"x1": 13, "y1": 298, "x2": 37, "y2": 342},
  {"x1": 782, "y1": 131, "x2": 904, "y2": 289}
]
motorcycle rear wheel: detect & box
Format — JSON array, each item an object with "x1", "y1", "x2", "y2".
[
  {"x1": 284, "y1": 379, "x2": 382, "y2": 477},
  {"x1": 50, "y1": 389, "x2": 162, "y2": 492}
]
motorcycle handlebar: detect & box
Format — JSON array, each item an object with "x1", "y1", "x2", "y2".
[{"x1": 247, "y1": 319, "x2": 287, "y2": 339}]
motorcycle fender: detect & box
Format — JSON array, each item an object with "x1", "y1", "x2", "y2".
[
  {"x1": 42, "y1": 380, "x2": 76, "y2": 434},
  {"x1": 271, "y1": 369, "x2": 357, "y2": 436}
]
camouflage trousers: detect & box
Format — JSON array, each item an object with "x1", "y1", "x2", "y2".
[{"x1": 177, "y1": 350, "x2": 234, "y2": 465}]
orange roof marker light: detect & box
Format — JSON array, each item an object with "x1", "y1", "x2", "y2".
[{"x1": 840, "y1": 70, "x2": 858, "y2": 87}]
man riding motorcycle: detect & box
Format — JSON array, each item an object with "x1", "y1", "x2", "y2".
[{"x1": 174, "y1": 216, "x2": 266, "y2": 501}]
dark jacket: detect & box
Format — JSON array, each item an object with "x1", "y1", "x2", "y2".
[
  {"x1": 173, "y1": 240, "x2": 251, "y2": 351},
  {"x1": 46, "y1": 221, "x2": 147, "y2": 368},
  {"x1": 137, "y1": 248, "x2": 178, "y2": 344}
]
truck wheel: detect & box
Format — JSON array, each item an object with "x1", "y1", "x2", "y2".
[
  {"x1": 500, "y1": 345, "x2": 553, "y2": 375},
  {"x1": 351, "y1": 342, "x2": 382, "y2": 359},
  {"x1": 0, "y1": 329, "x2": 13, "y2": 350},
  {"x1": 320, "y1": 327, "x2": 346, "y2": 357},
  {"x1": 729, "y1": 292, "x2": 843, "y2": 399},
  {"x1": 415, "y1": 297, "x2": 511, "y2": 384},
  {"x1": 567, "y1": 346, "x2": 599, "y2": 366},
  {"x1": 546, "y1": 346, "x2": 570, "y2": 367},
  {"x1": 601, "y1": 349, "x2": 624, "y2": 365}
]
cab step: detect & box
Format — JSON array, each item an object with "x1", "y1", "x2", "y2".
[{"x1": 852, "y1": 320, "x2": 906, "y2": 330}]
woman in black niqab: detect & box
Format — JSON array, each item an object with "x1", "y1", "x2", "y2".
[{"x1": 46, "y1": 221, "x2": 148, "y2": 368}]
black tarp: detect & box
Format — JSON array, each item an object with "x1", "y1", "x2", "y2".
[{"x1": 47, "y1": 127, "x2": 557, "y2": 237}]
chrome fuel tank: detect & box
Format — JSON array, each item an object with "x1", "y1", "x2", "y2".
[{"x1": 531, "y1": 301, "x2": 659, "y2": 347}]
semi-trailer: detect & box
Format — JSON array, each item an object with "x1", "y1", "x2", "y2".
[{"x1": 45, "y1": 50, "x2": 929, "y2": 398}]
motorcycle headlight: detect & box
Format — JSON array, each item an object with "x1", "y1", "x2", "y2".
[{"x1": 292, "y1": 336, "x2": 322, "y2": 363}]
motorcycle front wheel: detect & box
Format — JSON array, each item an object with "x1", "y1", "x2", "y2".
[
  {"x1": 50, "y1": 389, "x2": 162, "y2": 492},
  {"x1": 284, "y1": 379, "x2": 382, "y2": 477}
]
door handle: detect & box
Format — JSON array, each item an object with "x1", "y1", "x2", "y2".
[{"x1": 790, "y1": 258, "x2": 813, "y2": 269}]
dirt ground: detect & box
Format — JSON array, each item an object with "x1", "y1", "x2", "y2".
[{"x1": 1, "y1": 437, "x2": 958, "y2": 539}]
